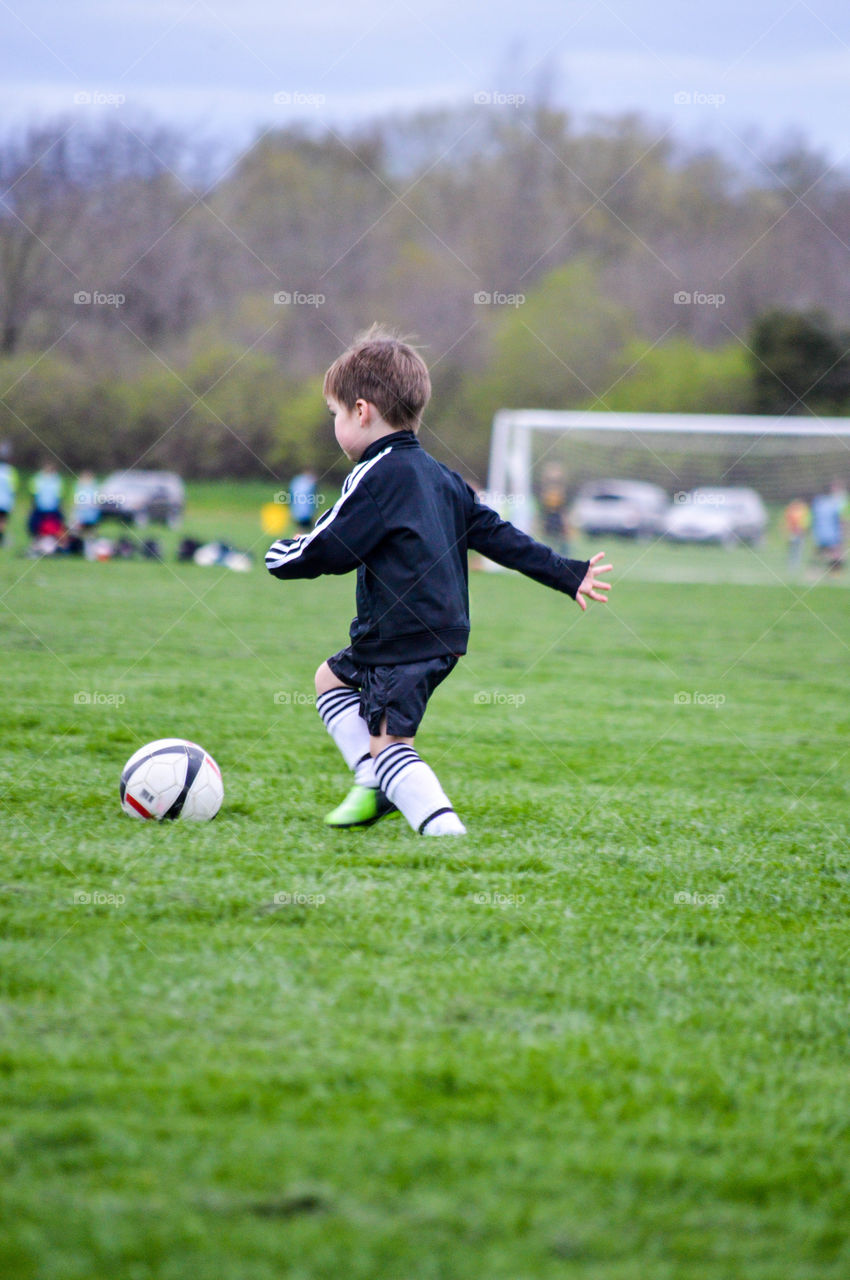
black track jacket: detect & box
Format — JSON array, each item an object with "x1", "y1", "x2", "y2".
[{"x1": 265, "y1": 431, "x2": 590, "y2": 664}]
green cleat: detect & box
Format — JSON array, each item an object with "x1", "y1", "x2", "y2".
[{"x1": 324, "y1": 784, "x2": 398, "y2": 828}]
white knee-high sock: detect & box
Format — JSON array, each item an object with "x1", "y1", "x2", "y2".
[
  {"x1": 373, "y1": 744, "x2": 466, "y2": 835},
  {"x1": 315, "y1": 688, "x2": 378, "y2": 787}
]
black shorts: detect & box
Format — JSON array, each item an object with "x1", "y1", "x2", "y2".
[{"x1": 326, "y1": 647, "x2": 458, "y2": 737}]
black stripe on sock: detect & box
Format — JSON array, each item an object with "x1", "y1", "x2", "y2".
[
  {"x1": 355, "y1": 752, "x2": 372, "y2": 768},
  {"x1": 373, "y1": 747, "x2": 410, "y2": 782},
  {"x1": 374, "y1": 743, "x2": 419, "y2": 770},
  {"x1": 419, "y1": 807, "x2": 455, "y2": 835},
  {"x1": 379, "y1": 758, "x2": 418, "y2": 791},
  {"x1": 373, "y1": 745, "x2": 409, "y2": 775},
  {"x1": 317, "y1": 687, "x2": 358, "y2": 703},
  {"x1": 317, "y1": 689, "x2": 361, "y2": 728},
  {"x1": 374, "y1": 746, "x2": 420, "y2": 792},
  {"x1": 316, "y1": 689, "x2": 359, "y2": 713},
  {"x1": 374, "y1": 743, "x2": 416, "y2": 764}
]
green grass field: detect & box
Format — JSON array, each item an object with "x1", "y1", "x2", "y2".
[{"x1": 1, "y1": 485, "x2": 849, "y2": 1279}]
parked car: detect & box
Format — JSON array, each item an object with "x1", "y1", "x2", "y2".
[
  {"x1": 98, "y1": 470, "x2": 185, "y2": 527},
  {"x1": 569, "y1": 479, "x2": 669, "y2": 538},
  {"x1": 662, "y1": 486, "x2": 767, "y2": 545}
]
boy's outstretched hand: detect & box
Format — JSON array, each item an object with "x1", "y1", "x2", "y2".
[{"x1": 576, "y1": 551, "x2": 613, "y2": 612}]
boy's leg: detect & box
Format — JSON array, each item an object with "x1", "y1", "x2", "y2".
[
  {"x1": 314, "y1": 659, "x2": 396, "y2": 827},
  {"x1": 361, "y1": 657, "x2": 465, "y2": 837},
  {"x1": 317, "y1": 652, "x2": 465, "y2": 836},
  {"x1": 371, "y1": 723, "x2": 466, "y2": 837},
  {"x1": 315, "y1": 661, "x2": 376, "y2": 785}
]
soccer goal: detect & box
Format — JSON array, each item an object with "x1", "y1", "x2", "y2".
[{"x1": 486, "y1": 409, "x2": 850, "y2": 538}]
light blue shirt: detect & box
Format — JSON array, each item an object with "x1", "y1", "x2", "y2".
[
  {"x1": 74, "y1": 482, "x2": 100, "y2": 526},
  {"x1": 31, "y1": 471, "x2": 63, "y2": 511},
  {"x1": 290, "y1": 473, "x2": 316, "y2": 522},
  {"x1": 0, "y1": 462, "x2": 16, "y2": 510},
  {"x1": 811, "y1": 493, "x2": 842, "y2": 547}
]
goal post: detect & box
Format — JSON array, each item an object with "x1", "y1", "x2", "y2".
[{"x1": 486, "y1": 410, "x2": 850, "y2": 537}]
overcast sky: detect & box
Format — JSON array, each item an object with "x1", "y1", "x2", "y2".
[{"x1": 2, "y1": 0, "x2": 849, "y2": 165}]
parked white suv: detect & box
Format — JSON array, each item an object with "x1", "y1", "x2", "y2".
[
  {"x1": 569, "y1": 479, "x2": 669, "y2": 538},
  {"x1": 663, "y1": 487, "x2": 767, "y2": 545}
]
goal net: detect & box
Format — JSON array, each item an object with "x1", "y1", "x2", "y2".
[{"x1": 485, "y1": 410, "x2": 850, "y2": 582}]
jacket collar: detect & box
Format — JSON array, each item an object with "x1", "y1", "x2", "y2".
[{"x1": 359, "y1": 430, "x2": 419, "y2": 463}]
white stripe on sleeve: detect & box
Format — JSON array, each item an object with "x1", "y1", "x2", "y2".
[{"x1": 265, "y1": 445, "x2": 391, "y2": 572}]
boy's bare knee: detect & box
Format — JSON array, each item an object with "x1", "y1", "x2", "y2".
[{"x1": 315, "y1": 661, "x2": 346, "y2": 695}]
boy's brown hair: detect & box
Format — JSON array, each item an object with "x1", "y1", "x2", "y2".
[{"x1": 323, "y1": 324, "x2": 431, "y2": 432}]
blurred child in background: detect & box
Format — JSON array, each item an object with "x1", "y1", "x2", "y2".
[
  {"x1": 783, "y1": 496, "x2": 811, "y2": 570},
  {"x1": 0, "y1": 442, "x2": 18, "y2": 547}
]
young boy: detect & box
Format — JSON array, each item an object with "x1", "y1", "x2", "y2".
[{"x1": 265, "y1": 327, "x2": 612, "y2": 837}]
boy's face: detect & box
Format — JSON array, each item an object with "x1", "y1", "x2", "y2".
[{"x1": 327, "y1": 396, "x2": 365, "y2": 461}]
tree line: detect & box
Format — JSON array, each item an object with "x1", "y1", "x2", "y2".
[{"x1": 1, "y1": 105, "x2": 849, "y2": 482}]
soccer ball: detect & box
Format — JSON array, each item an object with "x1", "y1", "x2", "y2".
[{"x1": 120, "y1": 738, "x2": 223, "y2": 821}]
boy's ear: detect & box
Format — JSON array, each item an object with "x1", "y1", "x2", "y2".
[{"x1": 355, "y1": 399, "x2": 373, "y2": 426}]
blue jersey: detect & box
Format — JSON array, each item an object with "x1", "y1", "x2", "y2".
[
  {"x1": 289, "y1": 473, "x2": 316, "y2": 522},
  {"x1": 811, "y1": 494, "x2": 842, "y2": 547},
  {"x1": 74, "y1": 482, "x2": 100, "y2": 526},
  {"x1": 31, "y1": 471, "x2": 63, "y2": 511},
  {"x1": 0, "y1": 462, "x2": 17, "y2": 510}
]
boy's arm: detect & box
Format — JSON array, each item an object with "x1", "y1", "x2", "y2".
[
  {"x1": 466, "y1": 492, "x2": 590, "y2": 599},
  {"x1": 265, "y1": 477, "x2": 385, "y2": 580}
]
